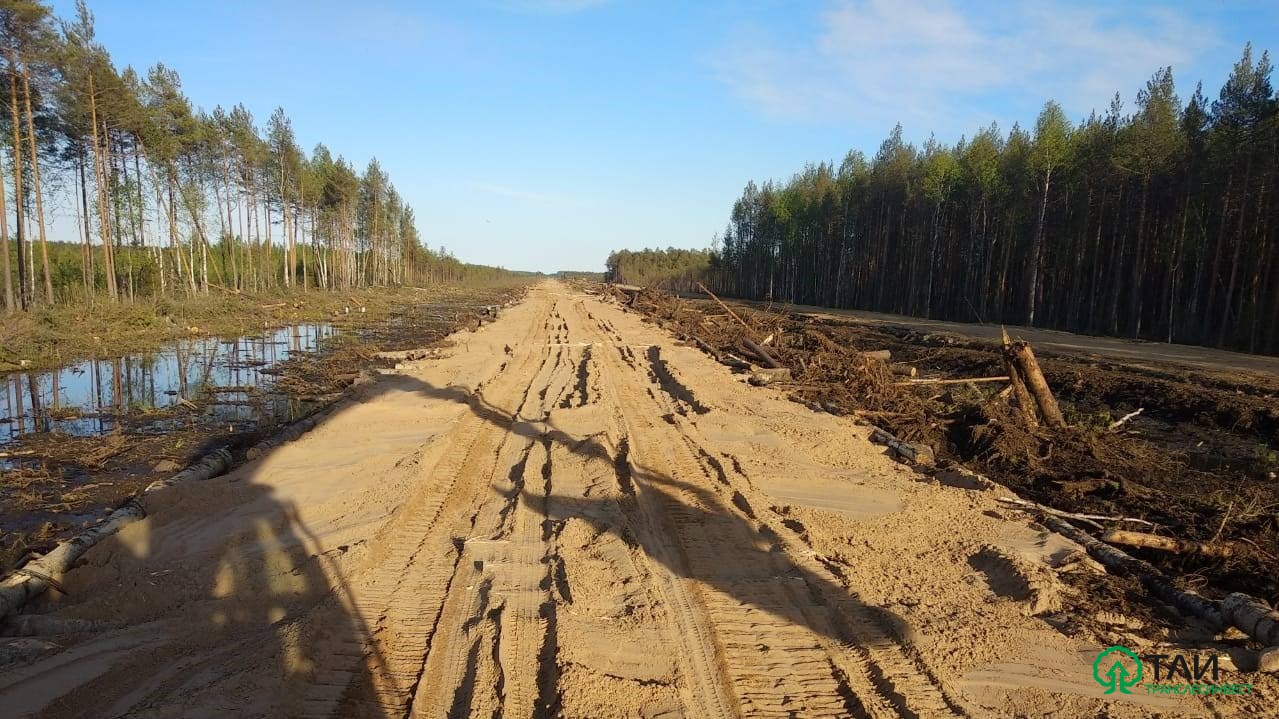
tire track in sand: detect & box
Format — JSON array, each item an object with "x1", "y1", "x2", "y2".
[{"x1": 572, "y1": 299, "x2": 967, "y2": 718}]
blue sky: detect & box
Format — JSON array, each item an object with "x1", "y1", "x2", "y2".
[{"x1": 49, "y1": 0, "x2": 1279, "y2": 273}]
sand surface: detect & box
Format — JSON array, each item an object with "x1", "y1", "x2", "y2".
[{"x1": 1, "y1": 281, "x2": 1270, "y2": 718}]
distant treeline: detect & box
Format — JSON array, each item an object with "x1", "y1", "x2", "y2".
[
  {"x1": 703, "y1": 44, "x2": 1279, "y2": 354},
  {"x1": 605, "y1": 248, "x2": 711, "y2": 292},
  {"x1": 1, "y1": 0, "x2": 517, "y2": 312}
]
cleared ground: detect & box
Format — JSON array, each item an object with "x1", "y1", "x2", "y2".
[{"x1": 0, "y1": 282, "x2": 1270, "y2": 718}]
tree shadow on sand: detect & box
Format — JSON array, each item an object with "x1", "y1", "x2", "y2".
[{"x1": 0, "y1": 366, "x2": 959, "y2": 719}]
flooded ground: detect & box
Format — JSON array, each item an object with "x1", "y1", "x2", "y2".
[
  {"x1": 1, "y1": 324, "x2": 336, "y2": 452},
  {"x1": 0, "y1": 284, "x2": 528, "y2": 571}
]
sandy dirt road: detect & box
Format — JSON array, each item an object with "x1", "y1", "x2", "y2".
[{"x1": 0, "y1": 282, "x2": 1264, "y2": 718}]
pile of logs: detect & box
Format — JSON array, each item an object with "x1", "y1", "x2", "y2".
[{"x1": 1000, "y1": 328, "x2": 1066, "y2": 428}]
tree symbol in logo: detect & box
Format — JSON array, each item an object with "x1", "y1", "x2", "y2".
[{"x1": 1093, "y1": 645, "x2": 1143, "y2": 694}]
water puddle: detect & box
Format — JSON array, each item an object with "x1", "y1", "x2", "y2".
[{"x1": 0, "y1": 324, "x2": 338, "y2": 448}]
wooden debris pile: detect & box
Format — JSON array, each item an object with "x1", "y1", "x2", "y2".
[{"x1": 604, "y1": 282, "x2": 1279, "y2": 640}]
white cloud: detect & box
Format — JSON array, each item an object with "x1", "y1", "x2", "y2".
[{"x1": 713, "y1": 0, "x2": 1217, "y2": 134}]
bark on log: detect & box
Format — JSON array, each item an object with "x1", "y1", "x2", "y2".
[
  {"x1": 1000, "y1": 330, "x2": 1040, "y2": 428},
  {"x1": 742, "y1": 338, "x2": 783, "y2": 369},
  {"x1": 1221, "y1": 593, "x2": 1279, "y2": 647},
  {"x1": 1101, "y1": 529, "x2": 1240, "y2": 558},
  {"x1": 246, "y1": 409, "x2": 330, "y2": 459},
  {"x1": 719, "y1": 354, "x2": 752, "y2": 370},
  {"x1": 749, "y1": 368, "x2": 792, "y2": 386},
  {"x1": 0, "y1": 448, "x2": 233, "y2": 621},
  {"x1": 890, "y1": 364, "x2": 917, "y2": 378},
  {"x1": 897, "y1": 375, "x2": 1012, "y2": 386},
  {"x1": 690, "y1": 335, "x2": 720, "y2": 360},
  {"x1": 860, "y1": 349, "x2": 892, "y2": 362},
  {"x1": 870, "y1": 427, "x2": 935, "y2": 466},
  {"x1": 1038, "y1": 514, "x2": 1225, "y2": 629},
  {"x1": 1006, "y1": 340, "x2": 1066, "y2": 428}
]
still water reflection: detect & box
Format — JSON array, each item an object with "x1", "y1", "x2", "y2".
[{"x1": 1, "y1": 324, "x2": 337, "y2": 445}]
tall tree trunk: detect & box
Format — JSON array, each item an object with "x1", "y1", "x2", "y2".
[
  {"x1": 8, "y1": 52, "x2": 29, "y2": 310},
  {"x1": 88, "y1": 75, "x2": 118, "y2": 301},
  {"x1": 77, "y1": 148, "x2": 94, "y2": 297},
  {"x1": 21, "y1": 71, "x2": 53, "y2": 305},
  {"x1": 1027, "y1": 167, "x2": 1052, "y2": 325},
  {"x1": 0, "y1": 132, "x2": 12, "y2": 313}
]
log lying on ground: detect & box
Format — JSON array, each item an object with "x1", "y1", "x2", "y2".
[
  {"x1": 860, "y1": 349, "x2": 892, "y2": 362},
  {"x1": 695, "y1": 282, "x2": 752, "y2": 334},
  {"x1": 1221, "y1": 593, "x2": 1279, "y2": 647},
  {"x1": 719, "y1": 353, "x2": 753, "y2": 370},
  {"x1": 1037, "y1": 514, "x2": 1225, "y2": 629},
  {"x1": 246, "y1": 408, "x2": 332, "y2": 460},
  {"x1": 890, "y1": 364, "x2": 917, "y2": 378},
  {"x1": 1101, "y1": 529, "x2": 1241, "y2": 558},
  {"x1": 0, "y1": 449, "x2": 233, "y2": 621},
  {"x1": 749, "y1": 368, "x2": 792, "y2": 386},
  {"x1": 742, "y1": 338, "x2": 783, "y2": 369},
  {"x1": 689, "y1": 335, "x2": 720, "y2": 360},
  {"x1": 897, "y1": 375, "x2": 1011, "y2": 386},
  {"x1": 869, "y1": 427, "x2": 935, "y2": 466}
]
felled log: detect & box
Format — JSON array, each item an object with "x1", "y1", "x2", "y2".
[
  {"x1": 689, "y1": 335, "x2": 720, "y2": 360},
  {"x1": 696, "y1": 282, "x2": 753, "y2": 335},
  {"x1": 860, "y1": 349, "x2": 892, "y2": 362},
  {"x1": 748, "y1": 368, "x2": 792, "y2": 386},
  {"x1": 1005, "y1": 339, "x2": 1065, "y2": 428},
  {"x1": 0, "y1": 449, "x2": 233, "y2": 621},
  {"x1": 742, "y1": 338, "x2": 783, "y2": 369},
  {"x1": 896, "y1": 375, "x2": 1011, "y2": 386},
  {"x1": 719, "y1": 353, "x2": 753, "y2": 370},
  {"x1": 1221, "y1": 593, "x2": 1279, "y2": 647},
  {"x1": 870, "y1": 427, "x2": 935, "y2": 466},
  {"x1": 1101, "y1": 529, "x2": 1240, "y2": 558},
  {"x1": 1000, "y1": 331, "x2": 1040, "y2": 428},
  {"x1": 890, "y1": 364, "x2": 917, "y2": 378},
  {"x1": 1038, "y1": 514, "x2": 1224, "y2": 629}
]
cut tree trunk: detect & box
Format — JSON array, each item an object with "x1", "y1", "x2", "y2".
[
  {"x1": 742, "y1": 338, "x2": 782, "y2": 369},
  {"x1": 1100, "y1": 529, "x2": 1240, "y2": 558},
  {"x1": 1001, "y1": 330, "x2": 1064, "y2": 428},
  {"x1": 0, "y1": 449, "x2": 233, "y2": 621}
]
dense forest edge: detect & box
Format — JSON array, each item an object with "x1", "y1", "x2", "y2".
[
  {"x1": 0, "y1": 0, "x2": 520, "y2": 316},
  {"x1": 608, "y1": 45, "x2": 1279, "y2": 355}
]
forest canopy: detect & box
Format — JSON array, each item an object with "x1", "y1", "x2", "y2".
[
  {"x1": 706, "y1": 44, "x2": 1279, "y2": 354},
  {"x1": 0, "y1": 0, "x2": 514, "y2": 311},
  {"x1": 604, "y1": 247, "x2": 712, "y2": 291}
]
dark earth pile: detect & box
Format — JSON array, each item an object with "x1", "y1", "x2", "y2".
[{"x1": 608, "y1": 284, "x2": 1279, "y2": 608}]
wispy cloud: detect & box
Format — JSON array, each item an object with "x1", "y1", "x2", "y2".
[
  {"x1": 713, "y1": 0, "x2": 1217, "y2": 133},
  {"x1": 471, "y1": 182, "x2": 569, "y2": 205}
]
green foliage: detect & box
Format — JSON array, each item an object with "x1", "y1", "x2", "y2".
[
  {"x1": 709, "y1": 44, "x2": 1279, "y2": 354},
  {"x1": 604, "y1": 247, "x2": 713, "y2": 291},
  {"x1": 0, "y1": 0, "x2": 518, "y2": 313}
]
